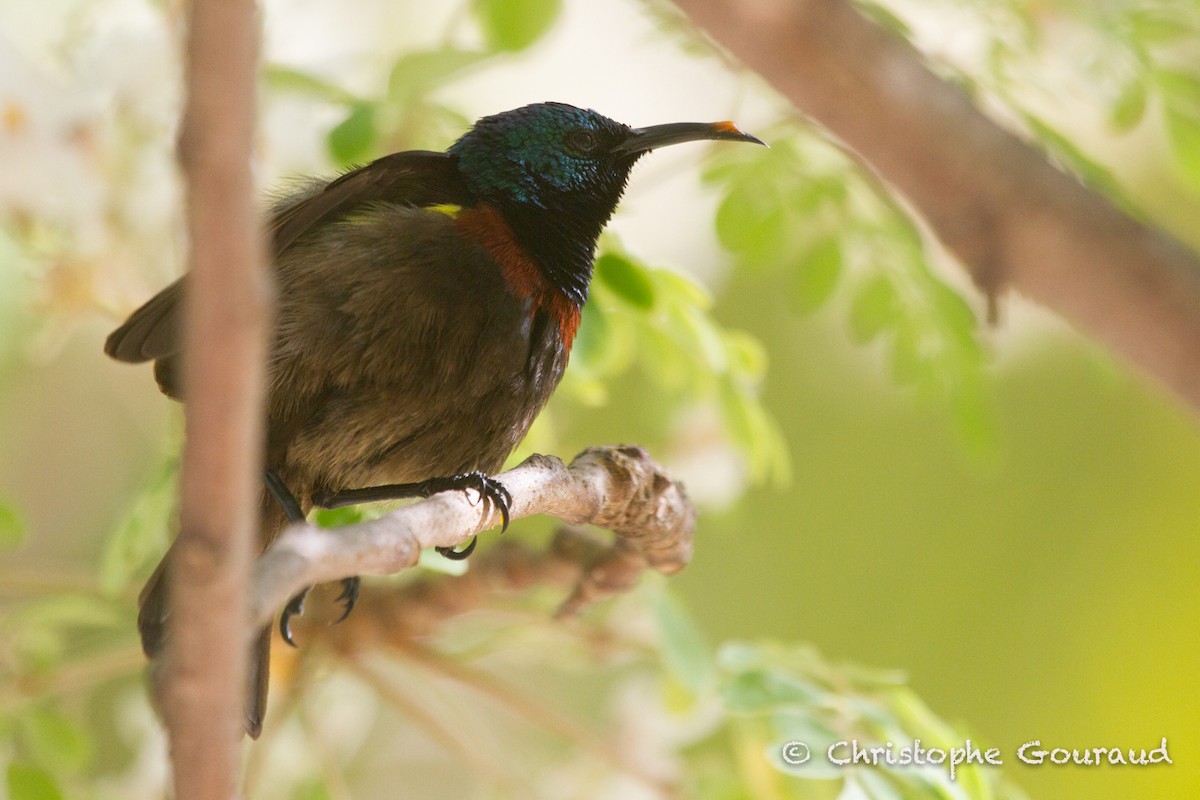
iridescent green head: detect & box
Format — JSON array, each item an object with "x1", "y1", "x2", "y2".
[{"x1": 449, "y1": 102, "x2": 763, "y2": 303}]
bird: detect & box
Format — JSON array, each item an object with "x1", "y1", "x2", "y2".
[{"x1": 105, "y1": 101, "x2": 763, "y2": 737}]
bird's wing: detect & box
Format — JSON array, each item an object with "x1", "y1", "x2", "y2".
[
  {"x1": 103, "y1": 277, "x2": 185, "y2": 363},
  {"x1": 270, "y1": 151, "x2": 470, "y2": 255},
  {"x1": 104, "y1": 151, "x2": 472, "y2": 365}
]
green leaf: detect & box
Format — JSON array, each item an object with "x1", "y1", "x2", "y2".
[
  {"x1": 6, "y1": 764, "x2": 63, "y2": 800},
  {"x1": 386, "y1": 50, "x2": 489, "y2": 105},
  {"x1": 849, "y1": 275, "x2": 900, "y2": 345},
  {"x1": 13, "y1": 595, "x2": 124, "y2": 632},
  {"x1": 771, "y1": 710, "x2": 841, "y2": 751},
  {"x1": 677, "y1": 306, "x2": 728, "y2": 375},
  {"x1": 715, "y1": 183, "x2": 789, "y2": 266},
  {"x1": 473, "y1": 0, "x2": 562, "y2": 52},
  {"x1": 19, "y1": 709, "x2": 91, "y2": 774},
  {"x1": 651, "y1": 268, "x2": 712, "y2": 310},
  {"x1": 636, "y1": 327, "x2": 690, "y2": 393},
  {"x1": 1128, "y1": 9, "x2": 1197, "y2": 43},
  {"x1": 652, "y1": 588, "x2": 715, "y2": 693},
  {"x1": 837, "y1": 661, "x2": 908, "y2": 689},
  {"x1": 718, "y1": 382, "x2": 792, "y2": 486},
  {"x1": 718, "y1": 383, "x2": 758, "y2": 459},
  {"x1": 312, "y1": 505, "x2": 368, "y2": 528},
  {"x1": 292, "y1": 780, "x2": 334, "y2": 800},
  {"x1": 570, "y1": 300, "x2": 611, "y2": 378},
  {"x1": 1154, "y1": 70, "x2": 1200, "y2": 118},
  {"x1": 853, "y1": 1, "x2": 912, "y2": 38},
  {"x1": 596, "y1": 253, "x2": 655, "y2": 310},
  {"x1": 264, "y1": 66, "x2": 358, "y2": 105},
  {"x1": 0, "y1": 500, "x2": 24, "y2": 549},
  {"x1": 722, "y1": 669, "x2": 825, "y2": 713},
  {"x1": 100, "y1": 463, "x2": 174, "y2": 594},
  {"x1": 1164, "y1": 111, "x2": 1200, "y2": 191},
  {"x1": 716, "y1": 641, "x2": 765, "y2": 672},
  {"x1": 891, "y1": 325, "x2": 921, "y2": 387},
  {"x1": 1109, "y1": 77, "x2": 1147, "y2": 132},
  {"x1": 788, "y1": 175, "x2": 843, "y2": 216},
  {"x1": 327, "y1": 103, "x2": 377, "y2": 166},
  {"x1": 929, "y1": 282, "x2": 978, "y2": 345},
  {"x1": 11, "y1": 625, "x2": 66, "y2": 672},
  {"x1": 1021, "y1": 113, "x2": 1127, "y2": 199},
  {"x1": 699, "y1": 156, "x2": 743, "y2": 185},
  {"x1": 953, "y1": 384, "x2": 997, "y2": 458},
  {"x1": 789, "y1": 237, "x2": 842, "y2": 315},
  {"x1": 723, "y1": 330, "x2": 768, "y2": 382},
  {"x1": 890, "y1": 687, "x2": 960, "y2": 744}
]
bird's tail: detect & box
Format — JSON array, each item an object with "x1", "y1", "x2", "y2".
[{"x1": 137, "y1": 489, "x2": 287, "y2": 739}]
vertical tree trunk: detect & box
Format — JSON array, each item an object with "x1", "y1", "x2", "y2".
[{"x1": 165, "y1": 0, "x2": 268, "y2": 796}]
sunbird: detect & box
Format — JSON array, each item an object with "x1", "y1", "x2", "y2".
[{"x1": 106, "y1": 101, "x2": 762, "y2": 737}]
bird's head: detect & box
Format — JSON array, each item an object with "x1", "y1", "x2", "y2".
[{"x1": 448, "y1": 102, "x2": 763, "y2": 303}]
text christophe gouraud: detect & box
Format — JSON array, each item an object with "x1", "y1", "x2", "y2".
[{"x1": 778, "y1": 737, "x2": 1172, "y2": 781}]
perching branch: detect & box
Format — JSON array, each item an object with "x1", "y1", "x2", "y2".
[
  {"x1": 250, "y1": 446, "x2": 696, "y2": 632},
  {"x1": 672, "y1": 0, "x2": 1200, "y2": 413},
  {"x1": 167, "y1": 0, "x2": 267, "y2": 797}
]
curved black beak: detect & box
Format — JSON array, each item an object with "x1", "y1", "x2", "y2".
[{"x1": 611, "y1": 120, "x2": 765, "y2": 157}]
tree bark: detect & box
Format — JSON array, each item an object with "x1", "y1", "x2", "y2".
[
  {"x1": 671, "y1": 0, "x2": 1200, "y2": 413},
  {"x1": 250, "y1": 447, "x2": 696, "y2": 631},
  {"x1": 166, "y1": 0, "x2": 267, "y2": 796}
]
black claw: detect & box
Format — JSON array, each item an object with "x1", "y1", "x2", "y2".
[
  {"x1": 436, "y1": 536, "x2": 478, "y2": 561},
  {"x1": 280, "y1": 588, "x2": 309, "y2": 648},
  {"x1": 423, "y1": 473, "x2": 510, "y2": 560},
  {"x1": 489, "y1": 480, "x2": 513, "y2": 534},
  {"x1": 456, "y1": 472, "x2": 511, "y2": 535},
  {"x1": 332, "y1": 576, "x2": 360, "y2": 624}
]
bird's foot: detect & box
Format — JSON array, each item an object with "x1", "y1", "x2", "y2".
[
  {"x1": 436, "y1": 535, "x2": 478, "y2": 561},
  {"x1": 279, "y1": 575, "x2": 360, "y2": 645},
  {"x1": 420, "y1": 472, "x2": 512, "y2": 531},
  {"x1": 333, "y1": 576, "x2": 360, "y2": 624},
  {"x1": 419, "y1": 472, "x2": 511, "y2": 560},
  {"x1": 280, "y1": 587, "x2": 309, "y2": 648},
  {"x1": 311, "y1": 471, "x2": 511, "y2": 561}
]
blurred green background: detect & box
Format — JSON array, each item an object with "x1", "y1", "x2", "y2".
[{"x1": 2, "y1": 0, "x2": 1199, "y2": 798}]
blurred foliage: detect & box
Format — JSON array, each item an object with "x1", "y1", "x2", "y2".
[
  {"x1": 703, "y1": 134, "x2": 993, "y2": 453},
  {"x1": 473, "y1": 0, "x2": 562, "y2": 51},
  {"x1": 578, "y1": 245, "x2": 792, "y2": 485},
  {"x1": 2, "y1": 0, "x2": 1199, "y2": 797},
  {"x1": 870, "y1": 0, "x2": 1200, "y2": 213},
  {"x1": 0, "y1": 501, "x2": 25, "y2": 550},
  {"x1": 2, "y1": 471, "x2": 1025, "y2": 798}
]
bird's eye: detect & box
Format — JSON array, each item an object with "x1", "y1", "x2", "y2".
[{"x1": 566, "y1": 129, "x2": 600, "y2": 154}]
